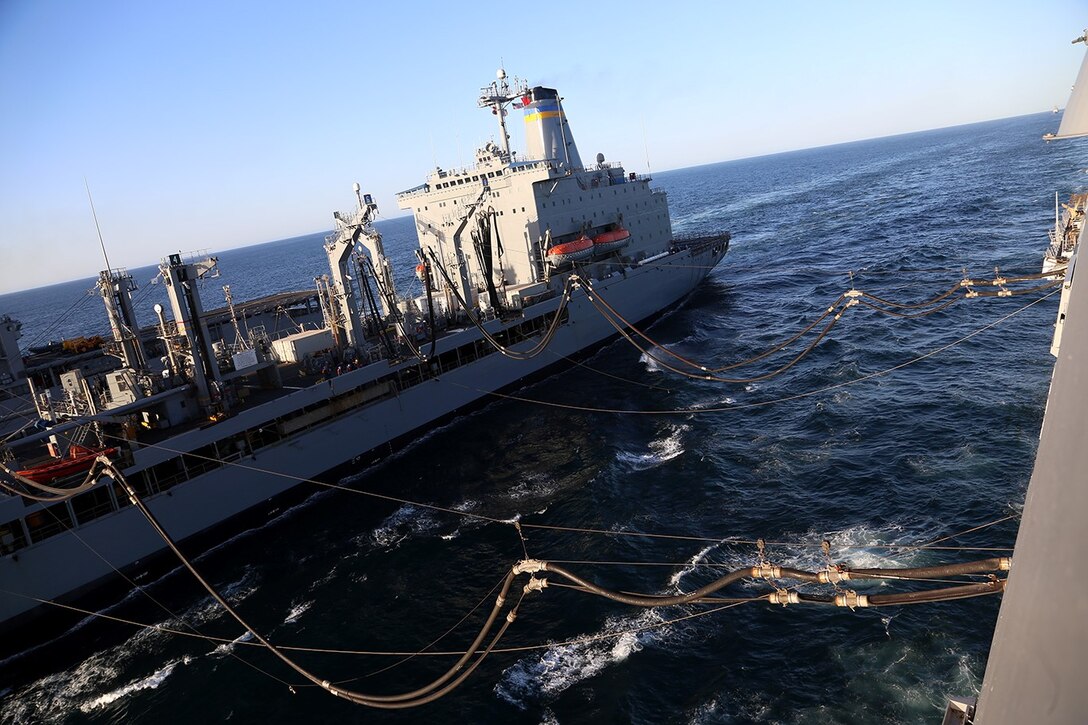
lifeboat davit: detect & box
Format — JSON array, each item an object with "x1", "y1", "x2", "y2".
[
  {"x1": 593, "y1": 227, "x2": 631, "y2": 253},
  {"x1": 546, "y1": 235, "x2": 594, "y2": 265},
  {"x1": 15, "y1": 445, "x2": 117, "y2": 484}
]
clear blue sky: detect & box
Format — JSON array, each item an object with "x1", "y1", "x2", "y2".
[{"x1": 0, "y1": 1, "x2": 1084, "y2": 293}]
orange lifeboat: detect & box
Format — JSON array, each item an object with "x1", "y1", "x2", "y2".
[
  {"x1": 546, "y1": 235, "x2": 594, "y2": 264},
  {"x1": 16, "y1": 445, "x2": 117, "y2": 484},
  {"x1": 593, "y1": 227, "x2": 631, "y2": 253}
]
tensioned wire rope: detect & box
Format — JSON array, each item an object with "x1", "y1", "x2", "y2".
[
  {"x1": 0, "y1": 475, "x2": 1009, "y2": 683},
  {"x1": 0, "y1": 269, "x2": 1044, "y2": 656},
  {"x1": 8, "y1": 280, "x2": 1040, "y2": 554},
  {"x1": 83, "y1": 262, "x2": 1044, "y2": 548},
  {"x1": 439, "y1": 286, "x2": 1059, "y2": 420},
  {"x1": 0, "y1": 584, "x2": 766, "y2": 659},
  {"x1": 2, "y1": 467, "x2": 1013, "y2": 695},
  {"x1": 86, "y1": 429, "x2": 1018, "y2": 554},
  {"x1": 0, "y1": 270, "x2": 1049, "y2": 702},
  {"x1": 572, "y1": 268, "x2": 1061, "y2": 382},
  {"x1": 0, "y1": 466, "x2": 304, "y2": 688}
]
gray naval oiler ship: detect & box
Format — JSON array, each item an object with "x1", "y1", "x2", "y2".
[{"x1": 0, "y1": 70, "x2": 729, "y2": 636}]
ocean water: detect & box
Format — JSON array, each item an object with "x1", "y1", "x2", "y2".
[{"x1": 1, "y1": 112, "x2": 1085, "y2": 724}]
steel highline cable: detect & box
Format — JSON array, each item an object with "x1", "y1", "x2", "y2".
[
  {"x1": 582, "y1": 280, "x2": 850, "y2": 384},
  {"x1": 8, "y1": 461, "x2": 1019, "y2": 604},
  {"x1": 1, "y1": 584, "x2": 762, "y2": 660},
  {"x1": 571, "y1": 270, "x2": 1062, "y2": 384},
  {"x1": 4, "y1": 479, "x2": 303, "y2": 687},
  {"x1": 440, "y1": 286, "x2": 1059, "y2": 418},
  {"x1": 101, "y1": 459, "x2": 538, "y2": 709},
  {"x1": 82, "y1": 431, "x2": 1015, "y2": 554},
  {"x1": 0, "y1": 468, "x2": 1014, "y2": 651},
  {"x1": 8, "y1": 459, "x2": 1021, "y2": 576},
  {"x1": 2, "y1": 462, "x2": 1017, "y2": 686}
]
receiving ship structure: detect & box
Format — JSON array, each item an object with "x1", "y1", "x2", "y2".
[
  {"x1": 0, "y1": 71, "x2": 729, "y2": 635},
  {"x1": 1042, "y1": 191, "x2": 1085, "y2": 274},
  {"x1": 942, "y1": 29, "x2": 1088, "y2": 725}
]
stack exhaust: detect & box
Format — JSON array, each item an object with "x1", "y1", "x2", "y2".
[{"x1": 521, "y1": 86, "x2": 582, "y2": 170}]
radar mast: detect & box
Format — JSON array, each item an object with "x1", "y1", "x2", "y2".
[{"x1": 478, "y1": 67, "x2": 526, "y2": 161}]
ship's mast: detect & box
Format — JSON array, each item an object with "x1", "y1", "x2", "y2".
[
  {"x1": 478, "y1": 68, "x2": 524, "y2": 161},
  {"x1": 97, "y1": 268, "x2": 146, "y2": 371},
  {"x1": 86, "y1": 180, "x2": 146, "y2": 371}
]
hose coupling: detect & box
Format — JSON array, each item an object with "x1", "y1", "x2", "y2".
[
  {"x1": 819, "y1": 567, "x2": 852, "y2": 584},
  {"x1": 768, "y1": 589, "x2": 799, "y2": 606},
  {"x1": 513, "y1": 559, "x2": 548, "y2": 575},
  {"x1": 524, "y1": 576, "x2": 548, "y2": 594},
  {"x1": 835, "y1": 591, "x2": 870, "y2": 609},
  {"x1": 756, "y1": 564, "x2": 781, "y2": 579},
  {"x1": 998, "y1": 557, "x2": 1012, "y2": 571}
]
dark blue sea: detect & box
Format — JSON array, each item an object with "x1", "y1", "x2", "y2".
[{"x1": 2, "y1": 112, "x2": 1085, "y2": 724}]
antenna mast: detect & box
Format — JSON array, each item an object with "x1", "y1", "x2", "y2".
[
  {"x1": 478, "y1": 68, "x2": 525, "y2": 161},
  {"x1": 85, "y1": 178, "x2": 112, "y2": 273}
]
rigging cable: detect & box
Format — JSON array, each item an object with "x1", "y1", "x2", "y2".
[
  {"x1": 425, "y1": 249, "x2": 577, "y2": 361},
  {"x1": 20, "y1": 285, "x2": 98, "y2": 352},
  {"x1": 581, "y1": 278, "x2": 852, "y2": 383},
  {"x1": 79, "y1": 429, "x2": 1014, "y2": 554},
  {"x1": 436, "y1": 287, "x2": 1059, "y2": 417},
  {"x1": 1, "y1": 482, "x2": 300, "y2": 687},
  {"x1": 101, "y1": 459, "x2": 538, "y2": 709},
  {"x1": 574, "y1": 271, "x2": 1060, "y2": 383}
]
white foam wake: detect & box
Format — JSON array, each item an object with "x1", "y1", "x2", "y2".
[
  {"x1": 495, "y1": 609, "x2": 661, "y2": 708},
  {"x1": 78, "y1": 658, "x2": 187, "y2": 712},
  {"x1": 283, "y1": 600, "x2": 313, "y2": 625},
  {"x1": 616, "y1": 424, "x2": 689, "y2": 470},
  {"x1": 495, "y1": 540, "x2": 719, "y2": 708}
]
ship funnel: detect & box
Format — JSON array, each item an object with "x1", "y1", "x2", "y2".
[{"x1": 522, "y1": 86, "x2": 582, "y2": 170}]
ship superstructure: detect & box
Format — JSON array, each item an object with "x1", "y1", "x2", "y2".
[
  {"x1": 396, "y1": 72, "x2": 672, "y2": 319},
  {"x1": 0, "y1": 71, "x2": 729, "y2": 637}
]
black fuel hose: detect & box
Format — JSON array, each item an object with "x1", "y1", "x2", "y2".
[
  {"x1": 542, "y1": 563, "x2": 756, "y2": 607},
  {"x1": 865, "y1": 580, "x2": 1004, "y2": 606},
  {"x1": 847, "y1": 558, "x2": 1008, "y2": 580}
]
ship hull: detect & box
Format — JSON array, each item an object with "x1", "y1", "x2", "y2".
[{"x1": 0, "y1": 238, "x2": 726, "y2": 638}]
